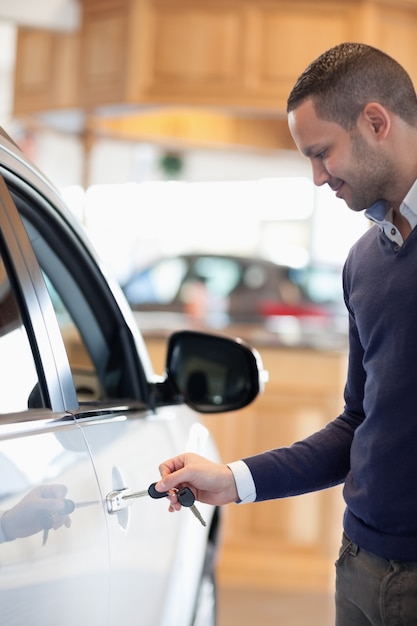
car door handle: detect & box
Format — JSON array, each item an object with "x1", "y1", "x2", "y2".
[{"x1": 106, "y1": 488, "x2": 132, "y2": 514}]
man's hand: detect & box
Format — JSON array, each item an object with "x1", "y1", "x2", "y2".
[{"x1": 156, "y1": 452, "x2": 238, "y2": 511}]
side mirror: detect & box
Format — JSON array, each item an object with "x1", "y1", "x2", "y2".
[{"x1": 162, "y1": 330, "x2": 267, "y2": 413}]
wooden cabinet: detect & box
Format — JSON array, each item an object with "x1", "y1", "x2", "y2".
[
  {"x1": 13, "y1": 0, "x2": 417, "y2": 122},
  {"x1": 137, "y1": 0, "x2": 359, "y2": 113},
  {"x1": 13, "y1": 28, "x2": 80, "y2": 114},
  {"x1": 79, "y1": 0, "x2": 135, "y2": 106},
  {"x1": 145, "y1": 336, "x2": 347, "y2": 591}
]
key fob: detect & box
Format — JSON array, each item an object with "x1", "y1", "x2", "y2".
[
  {"x1": 177, "y1": 487, "x2": 195, "y2": 507},
  {"x1": 148, "y1": 483, "x2": 169, "y2": 499}
]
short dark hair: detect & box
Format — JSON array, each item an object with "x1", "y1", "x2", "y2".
[{"x1": 287, "y1": 42, "x2": 417, "y2": 129}]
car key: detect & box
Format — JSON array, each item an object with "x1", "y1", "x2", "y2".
[
  {"x1": 123, "y1": 483, "x2": 206, "y2": 526},
  {"x1": 121, "y1": 482, "x2": 182, "y2": 503},
  {"x1": 122, "y1": 482, "x2": 171, "y2": 501},
  {"x1": 150, "y1": 483, "x2": 206, "y2": 527},
  {"x1": 148, "y1": 483, "x2": 206, "y2": 527},
  {"x1": 175, "y1": 487, "x2": 207, "y2": 527}
]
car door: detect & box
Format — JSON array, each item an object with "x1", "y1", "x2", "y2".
[
  {"x1": 0, "y1": 165, "x2": 218, "y2": 626},
  {"x1": 0, "y1": 176, "x2": 111, "y2": 625}
]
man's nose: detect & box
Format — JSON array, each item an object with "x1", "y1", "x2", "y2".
[{"x1": 311, "y1": 161, "x2": 330, "y2": 187}]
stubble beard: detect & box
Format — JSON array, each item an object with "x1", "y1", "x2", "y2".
[{"x1": 344, "y1": 132, "x2": 394, "y2": 212}]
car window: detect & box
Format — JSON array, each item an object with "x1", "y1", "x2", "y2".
[
  {"x1": 125, "y1": 257, "x2": 187, "y2": 304},
  {"x1": 6, "y1": 180, "x2": 148, "y2": 405},
  {"x1": 0, "y1": 249, "x2": 39, "y2": 413},
  {"x1": 192, "y1": 257, "x2": 241, "y2": 297},
  {"x1": 42, "y1": 276, "x2": 100, "y2": 401},
  {"x1": 290, "y1": 266, "x2": 344, "y2": 305},
  {"x1": 22, "y1": 215, "x2": 135, "y2": 403},
  {"x1": 243, "y1": 263, "x2": 269, "y2": 290}
]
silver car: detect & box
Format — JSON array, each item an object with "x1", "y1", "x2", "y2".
[{"x1": 0, "y1": 127, "x2": 264, "y2": 626}]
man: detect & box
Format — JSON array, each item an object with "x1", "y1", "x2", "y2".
[{"x1": 155, "y1": 43, "x2": 417, "y2": 624}]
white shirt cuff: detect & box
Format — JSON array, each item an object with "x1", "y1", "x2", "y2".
[{"x1": 227, "y1": 460, "x2": 257, "y2": 503}]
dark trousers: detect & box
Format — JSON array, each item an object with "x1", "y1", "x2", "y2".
[{"x1": 335, "y1": 533, "x2": 417, "y2": 625}]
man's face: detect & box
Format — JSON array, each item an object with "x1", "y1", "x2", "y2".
[{"x1": 288, "y1": 98, "x2": 393, "y2": 212}]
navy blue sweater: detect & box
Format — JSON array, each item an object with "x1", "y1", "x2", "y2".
[{"x1": 243, "y1": 223, "x2": 417, "y2": 561}]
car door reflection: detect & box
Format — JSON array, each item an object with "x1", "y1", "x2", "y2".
[{"x1": 0, "y1": 425, "x2": 110, "y2": 626}]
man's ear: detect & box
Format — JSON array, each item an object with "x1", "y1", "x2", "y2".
[{"x1": 358, "y1": 102, "x2": 391, "y2": 140}]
